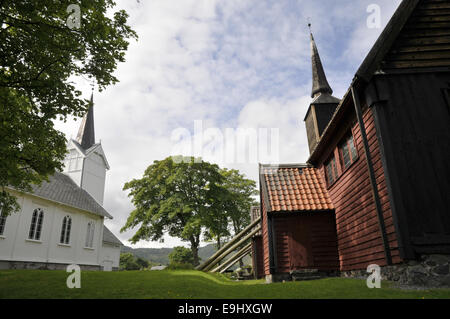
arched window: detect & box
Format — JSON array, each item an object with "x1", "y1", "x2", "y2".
[
  {"x1": 28, "y1": 208, "x2": 44, "y2": 240},
  {"x1": 85, "y1": 221, "x2": 95, "y2": 248},
  {"x1": 0, "y1": 208, "x2": 6, "y2": 236},
  {"x1": 60, "y1": 216, "x2": 72, "y2": 245}
]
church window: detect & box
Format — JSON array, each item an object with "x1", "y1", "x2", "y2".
[
  {"x1": 60, "y1": 216, "x2": 72, "y2": 245},
  {"x1": 85, "y1": 222, "x2": 95, "y2": 248},
  {"x1": 28, "y1": 208, "x2": 44, "y2": 240},
  {"x1": 325, "y1": 156, "x2": 338, "y2": 186},
  {"x1": 339, "y1": 133, "x2": 358, "y2": 170}
]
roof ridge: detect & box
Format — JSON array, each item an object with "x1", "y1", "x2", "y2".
[{"x1": 259, "y1": 163, "x2": 312, "y2": 169}]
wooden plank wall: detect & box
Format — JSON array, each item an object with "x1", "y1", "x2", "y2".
[
  {"x1": 261, "y1": 200, "x2": 271, "y2": 275},
  {"x1": 272, "y1": 214, "x2": 339, "y2": 272},
  {"x1": 251, "y1": 236, "x2": 265, "y2": 278},
  {"x1": 383, "y1": 0, "x2": 450, "y2": 70},
  {"x1": 322, "y1": 107, "x2": 402, "y2": 271},
  {"x1": 373, "y1": 72, "x2": 450, "y2": 254}
]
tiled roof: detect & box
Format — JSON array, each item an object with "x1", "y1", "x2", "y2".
[
  {"x1": 103, "y1": 225, "x2": 123, "y2": 246},
  {"x1": 260, "y1": 164, "x2": 334, "y2": 213},
  {"x1": 26, "y1": 172, "x2": 112, "y2": 218}
]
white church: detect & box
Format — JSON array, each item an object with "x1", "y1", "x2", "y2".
[{"x1": 0, "y1": 95, "x2": 122, "y2": 271}]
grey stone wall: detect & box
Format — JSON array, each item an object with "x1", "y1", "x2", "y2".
[
  {"x1": 341, "y1": 254, "x2": 450, "y2": 288},
  {"x1": 1, "y1": 260, "x2": 101, "y2": 271}
]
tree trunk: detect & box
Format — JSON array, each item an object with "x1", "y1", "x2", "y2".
[
  {"x1": 190, "y1": 236, "x2": 200, "y2": 266},
  {"x1": 217, "y1": 237, "x2": 221, "y2": 250}
]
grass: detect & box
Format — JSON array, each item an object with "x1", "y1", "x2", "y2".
[{"x1": 1, "y1": 269, "x2": 450, "y2": 299}]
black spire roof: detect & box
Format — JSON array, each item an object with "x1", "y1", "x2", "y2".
[
  {"x1": 76, "y1": 93, "x2": 96, "y2": 150},
  {"x1": 310, "y1": 32, "x2": 333, "y2": 99}
]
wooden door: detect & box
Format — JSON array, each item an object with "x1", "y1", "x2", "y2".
[{"x1": 288, "y1": 218, "x2": 313, "y2": 269}]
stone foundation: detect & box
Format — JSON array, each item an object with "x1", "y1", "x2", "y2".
[
  {"x1": 341, "y1": 254, "x2": 450, "y2": 288},
  {"x1": 265, "y1": 269, "x2": 339, "y2": 283},
  {"x1": 265, "y1": 273, "x2": 291, "y2": 283},
  {"x1": 0, "y1": 260, "x2": 101, "y2": 271}
]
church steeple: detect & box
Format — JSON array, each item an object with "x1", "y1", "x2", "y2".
[
  {"x1": 304, "y1": 24, "x2": 340, "y2": 154},
  {"x1": 309, "y1": 26, "x2": 333, "y2": 98},
  {"x1": 76, "y1": 92, "x2": 96, "y2": 150}
]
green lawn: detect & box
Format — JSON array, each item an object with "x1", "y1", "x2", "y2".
[{"x1": 1, "y1": 270, "x2": 450, "y2": 299}]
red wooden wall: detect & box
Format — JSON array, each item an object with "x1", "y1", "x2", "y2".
[
  {"x1": 320, "y1": 106, "x2": 402, "y2": 271},
  {"x1": 251, "y1": 236, "x2": 265, "y2": 278},
  {"x1": 261, "y1": 200, "x2": 271, "y2": 276},
  {"x1": 272, "y1": 214, "x2": 339, "y2": 273}
]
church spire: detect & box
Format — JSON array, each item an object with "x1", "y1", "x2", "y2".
[
  {"x1": 309, "y1": 25, "x2": 333, "y2": 98},
  {"x1": 76, "y1": 92, "x2": 96, "y2": 150}
]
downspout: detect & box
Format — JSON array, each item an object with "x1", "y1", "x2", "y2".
[
  {"x1": 351, "y1": 81, "x2": 392, "y2": 266},
  {"x1": 268, "y1": 214, "x2": 277, "y2": 274}
]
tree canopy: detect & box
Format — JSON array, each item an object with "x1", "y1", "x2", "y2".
[
  {"x1": 0, "y1": 0, "x2": 137, "y2": 215},
  {"x1": 122, "y1": 156, "x2": 259, "y2": 265},
  {"x1": 122, "y1": 156, "x2": 226, "y2": 265}
]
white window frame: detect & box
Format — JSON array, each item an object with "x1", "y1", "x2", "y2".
[
  {"x1": 59, "y1": 215, "x2": 72, "y2": 245},
  {"x1": 28, "y1": 208, "x2": 44, "y2": 241},
  {"x1": 85, "y1": 221, "x2": 95, "y2": 248}
]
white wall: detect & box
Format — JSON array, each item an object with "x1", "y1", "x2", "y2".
[
  {"x1": 0, "y1": 192, "x2": 105, "y2": 268},
  {"x1": 62, "y1": 141, "x2": 108, "y2": 206},
  {"x1": 62, "y1": 147, "x2": 83, "y2": 186},
  {"x1": 100, "y1": 243, "x2": 121, "y2": 271},
  {"x1": 81, "y1": 152, "x2": 106, "y2": 205}
]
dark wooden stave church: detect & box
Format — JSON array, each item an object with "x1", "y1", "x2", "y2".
[{"x1": 253, "y1": 0, "x2": 450, "y2": 283}]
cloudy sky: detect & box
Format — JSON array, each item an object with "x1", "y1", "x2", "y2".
[{"x1": 54, "y1": 0, "x2": 401, "y2": 248}]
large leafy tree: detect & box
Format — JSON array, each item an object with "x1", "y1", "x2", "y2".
[
  {"x1": 122, "y1": 156, "x2": 225, "y2": 266},
  {"x1": 0, "y1": 0, "x2": 137, "y2": 215}
]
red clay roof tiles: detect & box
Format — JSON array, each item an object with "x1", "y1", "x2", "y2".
[{"x1": 261, "y1": 165, "x2": 334, "y2": 213}]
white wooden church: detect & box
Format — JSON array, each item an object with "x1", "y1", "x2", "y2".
[{"x1": 0, "y1": 95, "x2": 122, "y2": 271}]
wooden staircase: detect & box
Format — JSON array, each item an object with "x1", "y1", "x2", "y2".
[{"x1": 197, "y1": 217, "x2": 261, "y2": 273}]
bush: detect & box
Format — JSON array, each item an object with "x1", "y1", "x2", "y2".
[
  {"x1": 168, "y1": 246, "x2": 194, "y2": 265},
  {"x1": 119, "y1": 253, "x2": 146, "y2": 271},
  {"x1": 136, "y1": 257, "x2": 150, "y2": 269},
  {"x1": 166, "y1": 262, "x2": 194, "y2": 270}
]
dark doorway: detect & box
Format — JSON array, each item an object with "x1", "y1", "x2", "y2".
[{"x1": 288, "y1": 219, "x2": 313, "y2": 269}]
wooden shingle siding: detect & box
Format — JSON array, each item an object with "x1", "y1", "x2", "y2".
[
  {"x1": 371, "y1": 72, "x2": 450, "y2": 255},
  {"x1": 382, "y1": 0, "x2": 450, "y2": 70},
  {"x1": 261, "y1": 200, "x2": 271, "y2": 275},
  {"x1": 324, "y1": 107, "x2": 402, "y2": 271},
  {"x1": 252, "y1": 236, "x2": 265, "y2": 278}
]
